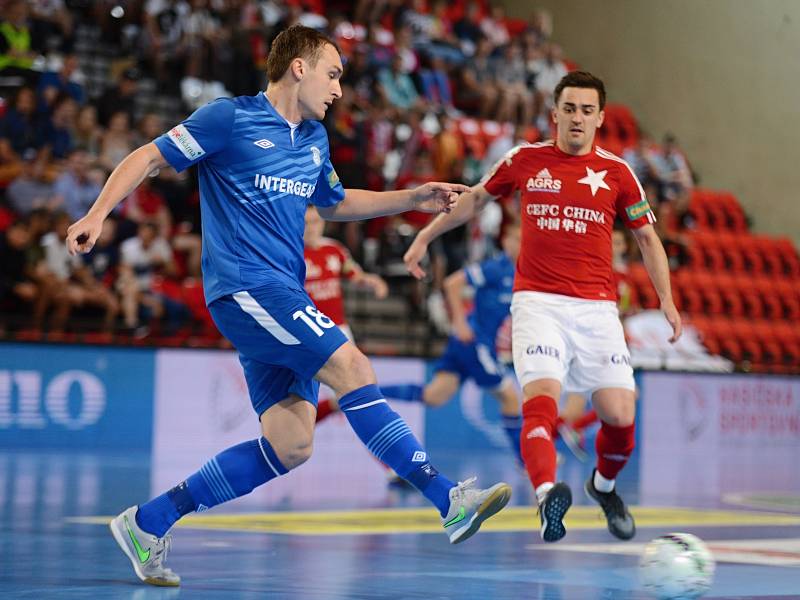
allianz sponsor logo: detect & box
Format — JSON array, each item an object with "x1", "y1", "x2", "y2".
[
  {"x1": 0, "y1": 369, "x2": 106, "y2": 430},
  {"x1": 526, "y1": 168, "x2": 562, "y2": 193},
  {"x1": 254, "y1": 174, "x2": 316, "y2": 198}
]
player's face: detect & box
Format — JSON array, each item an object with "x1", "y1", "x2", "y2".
[
  {"x1": 502, "y1": 226, "x2": 521, "y2": 261},
  {"x1": 304, "y1": 208, "x2": 324, "y2": 244},
  {"x1": 298, "y1": 43, "x2": 343, "y2": 121},
  {"x1": 552, "y1": 87, "x2": 604, "y2": 155}
]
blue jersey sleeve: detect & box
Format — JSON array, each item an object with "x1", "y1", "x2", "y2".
[
  {"x1": 465, "y1": 257, "x2": 503, "y2": 288},
  {"x1": 154, "y1": 98, "x2": 235, "y2": 172},
  {"x1": 310, "y1": 156, "x2": 345, "y2": 207}
]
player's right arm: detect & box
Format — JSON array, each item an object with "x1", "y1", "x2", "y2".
[
  {"x1": 404, "y1": 184, "x2": 496, "y2": 280},
  {"x1": 67, "y1": 98, "x2": 235, "y2": 255},
  {"x1": 67, "y1": 143, "x2": 167, "y2": 254}
]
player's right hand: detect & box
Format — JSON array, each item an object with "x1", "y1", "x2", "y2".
[
  {"x1": 453, "y1": 320, "x2": 475, "y2": 343},
  {"x1": 404, "y1": 238, "x2": 428, "y2": 280},
  {"x1": 66, "y1": 214, "x2": 103, "y2": 255}
]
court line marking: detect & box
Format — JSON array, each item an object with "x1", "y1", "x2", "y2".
[{"x1": 65, "y1": 506, "x2": 800, "y2": 536}]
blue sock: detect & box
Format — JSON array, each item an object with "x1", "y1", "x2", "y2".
[
  {"x1": 501, "y1": 414, "x2": 523, "y2": 465},
  {"x1": 136, "y1": 437, "x2": 287, "y2": 537},
  {"x1": 379, "y1": 383, "x2": 424, "y2": 402},
  {"x1": 339, "y1": 384, "x2": 455, "y2": 517}
]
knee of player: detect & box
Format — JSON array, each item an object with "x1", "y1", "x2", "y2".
[
  {"x1": 600, "y1": 407, "x2": 636, "y2": 428},
  {"x1": 341, "y1": 347, "x2": 376, "y2": 388},
  {"x1": 280, "y1": 438, "x2": 314, "y2": 469}
]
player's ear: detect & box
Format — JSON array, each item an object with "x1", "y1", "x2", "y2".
[
  {"x1": 596, "y1": 109, "x2": 605, "y2": 128},
  {"x1": 290, "y1": 58, "x2": 305, "y2": 81},
  {"x1": 551, "y1": 105, "x2": 558, "y2": 125}
]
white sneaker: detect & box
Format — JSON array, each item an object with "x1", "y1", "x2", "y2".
[
  {"x1": 441, "y1": 477, "x2": 512, "y2": 544},
  {"x1": 109, "y1": 506, "x2": 181, "y2": 586}
]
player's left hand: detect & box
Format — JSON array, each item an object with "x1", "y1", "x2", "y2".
[
  {"x1": 411, "y1": 182, "x2": 471, "y2": 214},
  {"x1": 662, "y1": 299, "x2": 682, "y2": 343}
]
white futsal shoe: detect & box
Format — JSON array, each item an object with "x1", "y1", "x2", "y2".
[
  {"x1": 110, "y1": 506, "x2": 181, "y2": 586},
  {"x1": 442, "y1": 477, "x2": 512, "y2": 544}
]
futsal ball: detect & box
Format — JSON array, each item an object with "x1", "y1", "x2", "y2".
[{"x1": 639, "y1": 533, "x2": 715, "y2": 600}]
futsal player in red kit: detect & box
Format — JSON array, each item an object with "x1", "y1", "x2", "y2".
[{"x1": 405, "y1": 71, "x2": 681, "y2": 542}]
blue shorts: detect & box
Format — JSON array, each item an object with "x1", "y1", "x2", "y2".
[
  {"x1": 434, "y1": 336, "x2": 506, "y2": 390},
  {"x1": 208, "y1": 281, "x2": 349, "y2": 416}
]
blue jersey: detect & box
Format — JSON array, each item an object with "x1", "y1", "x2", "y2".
[
  {"x1": 463, "y1": 253, "x2": 515, "y2": 347},
  {"x1": 154, "y1": 92, "x2": 345, "y2": 303}
]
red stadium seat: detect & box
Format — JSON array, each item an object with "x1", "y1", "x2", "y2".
[
  {"x1": 715, "y1": 232, "x2": 746, "y2": 273},
  {"x1": 773, "y1": 322, "x2": 800, "y2": 367},
  {"x1": 774, "y1": 238, "x2": 800, "y2": 278},
  {"x1": 673, "y1": 269, "x2": 704, "y2": 314},
  {"x1": 627, "y1": 263, "x2": 659, "y2": 309},
  {"x1": 729, "y1": 318, "x2": 762, "y2": 363},
  {"x1": 687, "y1": 315, "x2": 721, "y2": 356},
  {"x1": 713, "y1": 273, "x2": 744, "y2": 317},
  {"x1": 738, "y1": 236, "x2": 766, "y2": 274},
  {"x1": 753, "y1": 236, "x2": 784, "y2": 276}
]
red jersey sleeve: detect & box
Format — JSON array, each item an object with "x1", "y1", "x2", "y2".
[
  {"x1": 615, "y1": 161, "x2": 656, "y2": 229},
  {"x1": 481, "y1": 146, "x2": 524, "y2": 198}
]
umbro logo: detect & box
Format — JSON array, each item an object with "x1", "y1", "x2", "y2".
[
  {"x1": 253, "y1": 139, "x2": 275, "y2": 149},
  {"x1": 411, "y1": 451, "x2": 427, "y2": 463}
]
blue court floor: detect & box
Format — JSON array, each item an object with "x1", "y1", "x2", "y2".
[{"x1": 2, "y1": 448, "x2": 799, "y2": 600}]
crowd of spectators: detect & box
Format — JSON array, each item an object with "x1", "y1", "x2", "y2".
[{"x1": 0, "y1": 0, "x2": 696, "y2": 345}]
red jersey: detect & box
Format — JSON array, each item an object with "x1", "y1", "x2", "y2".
[
  {"x1": 483, "y1": 141, "x2": 655, "y2": 301},
  {"x1": 304, "y1": 237, "x2": 356, "y2": 326}
]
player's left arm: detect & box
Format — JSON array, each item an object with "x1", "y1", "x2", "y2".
[
  {"x1": 317, "y1": 184, "x2": 469, "y2": 221},
  {"x1": 632, "y1": 224, "x2": 682, "y2": 343}
]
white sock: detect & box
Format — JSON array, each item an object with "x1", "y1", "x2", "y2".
[
  {"x1": 535, "y1": 482, "x2": 554, "y2": 505},
  {"x1": 593, "y1": 470, "x2": 615, "y2": 493}
]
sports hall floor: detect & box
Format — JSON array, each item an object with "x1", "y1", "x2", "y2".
[{"x1": 3, "y1": 444, "x2": 799, "y2": 600}]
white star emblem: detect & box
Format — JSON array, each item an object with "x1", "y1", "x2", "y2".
[
  {"x1": 577, "y1": 167, "x2": 611, "y2": 196},
  {"x1": 326, "y1": 255, "x2": 340, "y2": 273}
]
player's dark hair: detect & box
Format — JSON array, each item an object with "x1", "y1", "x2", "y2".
[
  {"x1": 266, "y1": 25, "x2": 340, "y2": 83},
  {"x1": 554, "y1": 71, "x2": 606, "y2": 110}
]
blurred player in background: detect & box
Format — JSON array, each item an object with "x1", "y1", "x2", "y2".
[
  {"x1": 67, "y1": 25, "x2": 511, "y2": 587},
  {"x1": 405, "y1": 71, "x2": 681, "y2": 543},
  {"x1": 373, "y1": 223, "x2": 523, "y2": 465}
]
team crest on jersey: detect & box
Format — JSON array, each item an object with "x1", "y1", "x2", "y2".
[
  {"x1": 526, "y1": 168, "x2": 562, "y2": 193},
  {"x1": 310, "y1": 146, "x2": 322, "y2": 166}
]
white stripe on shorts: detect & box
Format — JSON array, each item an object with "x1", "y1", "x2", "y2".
[{"x1": 232, "y1": 291, "x2": 301, "y2": 345}]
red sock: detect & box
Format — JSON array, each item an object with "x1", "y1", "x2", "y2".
[
  {"x1": 595, "y1": 421, "x2": 635, "y2": 480},
  {"x1": 572, "y1": 409, "x2": 598, "y2": 432},
  {"x1": 315, "y1": 398, "x2": 336, "y2": 424},
  {"x1": 520, "y1": 395, "x2": 558, "y2": 489}
]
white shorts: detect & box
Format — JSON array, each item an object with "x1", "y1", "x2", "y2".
[{"x1": 511, "y1": 291, "x2": 635, "y2": 394}]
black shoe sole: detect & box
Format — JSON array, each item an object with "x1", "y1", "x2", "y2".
[{"x1": 540, "y1": 482, "x2": 572, "y2": 542}]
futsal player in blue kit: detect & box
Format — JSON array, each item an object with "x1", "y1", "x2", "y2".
[
  {"x1": 379, "y1": 223, "x2": 523, "y2": 463},
  {"x1": 66, "y1": 26, "x2": 511, "y2": 587}
]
